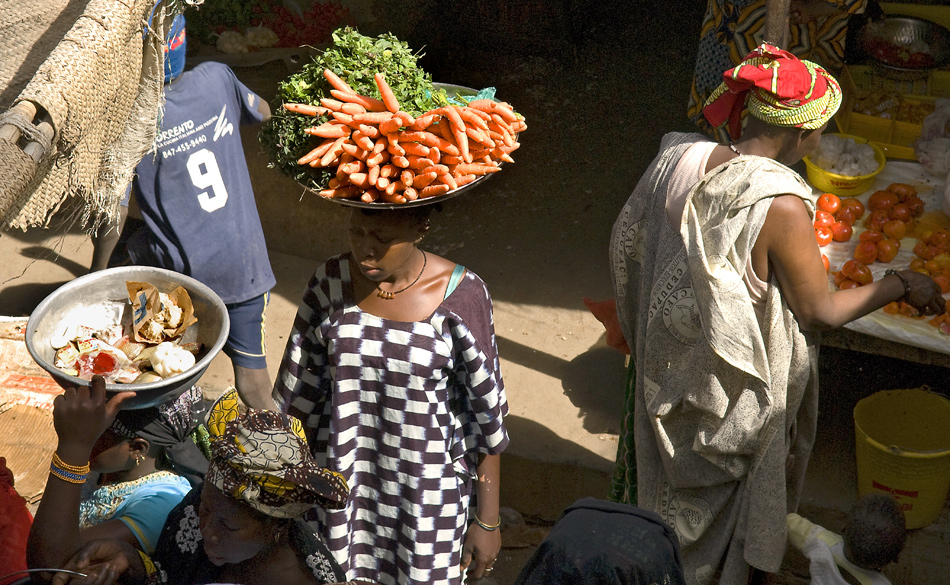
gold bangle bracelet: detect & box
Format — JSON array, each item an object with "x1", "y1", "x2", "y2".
[
  {"x1": 474, "y1": 513, "x2": 501, "y2": 531},
  {"x1": 49, "y1": 464, "x2": 87, "y2": 484},
  {"x1": 52, "y1": 452, "x2": 90, "y2": 474}
]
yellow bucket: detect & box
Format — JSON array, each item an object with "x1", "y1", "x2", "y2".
[{"x1": 853, "y1": 387, "x2": 950, "y2": 529}]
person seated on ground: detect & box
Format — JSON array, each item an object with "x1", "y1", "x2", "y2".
[
  {"x1": 46, "y1": 387, "x2": 351, "y2": 585},
  {"x1": 27, "y1": 382, "x2": 208, "y2": 580},
  {"x1": 788, "y1": 493, "x2": 907, "y2": 585},
  {"x1": 513, "y1": 497, "x2": 686, "y2": 585}
]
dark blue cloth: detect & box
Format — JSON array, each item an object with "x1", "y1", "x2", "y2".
[
  {"x1": 514, "y1": 498, "x2": 686, "y2": 585},
  {"x1": 128, "y1": 62, "x2": 275, "y2": 305}
]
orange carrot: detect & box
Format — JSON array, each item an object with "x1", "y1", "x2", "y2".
[
  {"x1": 410, "y1": 113, "x2": 441, "y2": 131},
  {"x1": 353, "y1": 112, "x2": 394, "y2": 125},
  {"x1": 455, "y1": 174, "x2": 477, "y2": 187},
  {"x1": 379, "y1": 164, "x2": 398, "y2": 178},
  {"x1": 401, "y1": 142, "x2": 430, "y2": 157},
  {"x1": 339, "y1": 160, "x2": 364, "y2": 175},
  {"x1": 440, "y1": 154, "x2": 464, "y2": 166},
  {"x1": 367, "y1": 163, "x2": 381, "y2": 185},
  {"x1": 352, "y1": 131, "x2": 375, "y2": 152},
  {"x1": 442, "y1": 106, "x2": 466, "y2": 133},
  {"x1": 331, "y1": 112, "x2": 354, "y2": 125},
  {"x1": 452, "y1": 163, "x2": 501, "y2": 175},
  {"x1": 297, "y1": 138, "x2": 336, "y2": 165},
  {"x1": 349, "y1": 172, "x2": 371, "y2": 188},
  {"x1": 320, "y1": 98, "x2": 344, "y2": 111},
  {"x1": 323, "y1": 69, "x2": 354, "y2": 93},
  {"x1": 465, "y1": 127, "x2": 494, "y2": 148},
  {"x1": 430, "y1": 164, "x2": 450, "y2": 176},
  {"x1": 426, "y1": 147, "x2": 441, "y2": 164},
  {"x1": 398, "y1": 131, "x2": 460, "y2": 156},
  {"x1": 319, "y1": 185, "x2": 360, "y2": 199},
  {"x1": 406, "y1": 155, "x2": 433, "y2": 171},
  {"x1": 361, "y1": 188, "x2": 381, "y2": 203},
  {"x1": 395, "y1": 111, "x2": 415, "y2": 127},
  {"x1": 306, "y1": 122, "x2": 350, "y2": 139},
  {"x1": 358, "y1": 124, "x2": 380, "y2": 139},
  {"x1": 509, "y1": 120, "x2": 527, "y2": 133},
  {"x1": 376, "y1": 176, "x2": 390, "y2": 190},
  {"x1": 386, "y1": 141, "x2": 406, "y2": 157},
  {"x1": 380, "y1": 190, "x2": 407, "y2": 204},
  {"x1": 340, "y1": 141, "x2": 367, "y2": 159},
  {"x1": 438, "y1": 173, "x2": 458, "y2": 190},
  {"x1": 420, "y1": 184, "x2": 450, "y2": 198},
  {"x1": 284, "y1": 103, "x2": 324, "y2": 116},
  {"x1": 379, "y1": 117, "x2": 402, "y2": 135},
  {"x1": 372, "y1": 136, "x2": 388, "y2": 154},
  {"x1": 384, "y1": 181, "x2": 398, "y2": 196},
  {"x1": 318, "y1": 137, "x2": 348, "y2": 167},
  {"x1": 392, "y1": 155, "x2": 410, "y2": 168},
  {"x1": 374, "y1": 73, "x2": 400, "y2": 113},
  {"x1": 492, "y1": 102, "x2": 518, "y2": 123},
  {"x1": 365, "y1": 150, "x2": 389, "y2": 167},
  {"x1": 404, "y1": 187, "x2": 419, "y2": 201},
  {"x1": 459, "y1": 107, "x2": 489, "y2": 130},
  {"x1": 454, "y1": 127, "x2": 471, "y2": 163},
  {"x1": 413, "y1": 170, "x2": 438, "y2": 188},
  {"x1": 400, "y1": 170, "x2": 414, "y2": 187},
  {"x1": 340, "y1": 102, "x2": 366, "y2": 116},
  {"x1": 330, "y1": 90, "x2": 387, "y2": 112}
]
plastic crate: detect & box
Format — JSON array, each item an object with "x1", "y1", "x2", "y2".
[{"x1": 834, "y1": 64, "x2": 950, "y2": 160}]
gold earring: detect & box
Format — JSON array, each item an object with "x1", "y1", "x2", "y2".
[{"x1": 134, "y1": 454, "x2": 144, "y2": 466}]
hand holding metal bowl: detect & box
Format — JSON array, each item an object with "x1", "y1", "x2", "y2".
[{"x1": 26, "y1": 266, "x2": 230, "y2": 409}]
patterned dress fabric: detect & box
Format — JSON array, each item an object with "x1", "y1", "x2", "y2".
[
  {"x1": 204, "y1": 388, "x2": 349, "y2": 518},
  {"x1": 78, "y1": 471, "x2": 190, "y2": 554},
  {"x1": 688, "y1": 0, "x2": 865, "y2": 141},
  {"x1": 145, "y1": 487, "x2": 347, "y2": 585},
  {"x1": 274, "y1": 254, "x2": 509, "y2": 585}
]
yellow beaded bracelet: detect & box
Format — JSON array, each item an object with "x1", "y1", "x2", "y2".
[{"x1": 52, "y1": 452, "x2": 90, "y2": 474}]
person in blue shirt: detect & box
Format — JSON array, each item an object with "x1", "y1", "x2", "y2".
[{"x1": 93, "y1": 15, "x2": 276, "y2": 410}]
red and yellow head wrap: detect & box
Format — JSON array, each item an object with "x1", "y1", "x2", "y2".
[{"x1": 702, "y1": 43, "x2": 841, "y2": 139}]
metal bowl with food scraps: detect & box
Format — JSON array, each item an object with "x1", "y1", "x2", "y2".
[
  {"x1": 26, "y1": 266, "x2": 229, "y2": 409},
  {"x1": 858, "y1": 16, "x2": 950, "y2": 80}
]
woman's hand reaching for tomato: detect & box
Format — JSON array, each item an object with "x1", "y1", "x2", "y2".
[{"x1": 897, "y1": 270, "x2": 947, "y2": 316}]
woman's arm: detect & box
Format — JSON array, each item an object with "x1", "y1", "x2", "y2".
[
  {"x1": 460, "y1": 453, "x2": 501, "y2": 579},
  {"x1": 27, "y1": 377, "x2": 134, "y2": 582},
  {"x1": 759, "y1": 195, "x2": 944, "y2": 331}
]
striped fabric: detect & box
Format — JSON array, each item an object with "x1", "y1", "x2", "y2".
[{"x1": 274, "y1": 254, "x2": 509, "y2": 585}]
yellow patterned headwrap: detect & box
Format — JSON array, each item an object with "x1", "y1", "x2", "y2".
[
  {"x1": 205, "y1": 389, "x2": 348, "y2": 518},
  {"x1": 703, "y1": 43, "x2": 841, "y2": 139}
]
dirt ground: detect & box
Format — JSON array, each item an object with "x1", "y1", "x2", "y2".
[{"x1": 3, "y1": 1, "x2": 950, "y2": 583}]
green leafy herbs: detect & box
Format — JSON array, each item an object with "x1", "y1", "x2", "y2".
[{"x1": 259, "y1": 27, "x2": 449, "y2": 192}]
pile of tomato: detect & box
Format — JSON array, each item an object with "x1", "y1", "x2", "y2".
[{"x1": 816, "y1": 182, "x2": 950, "y2": 332}]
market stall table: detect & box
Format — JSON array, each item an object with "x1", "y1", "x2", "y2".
[{"x1": 818, "y1": 160, "x2": 950, "y2": 368}]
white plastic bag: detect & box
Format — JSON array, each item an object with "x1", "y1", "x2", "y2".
[{"x1": 915, "y1": 98, "x2": 950, "y2": 176}]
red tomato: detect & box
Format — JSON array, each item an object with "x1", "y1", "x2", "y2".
[
  {"x1": 841, "y1": 259, "x2": 873, "y2": 285},
  {"x1": 914, "y1": 241, "x2": 938, "y2": 260},
  {"x1": 886, "y1": 183, "x2": 917, "y2": 200},
  {"x1": 854, "y1": 241, "x2": 879, "y2": 265},
  {"x1": 859, "y1": 230, "x2": 885, "y2": 243},
  {"x1": 840, "y1": 197, "x2": 866, "y2": 218},
  {"x1": 888, "y1": 203, "x2": 913, "y2": 223},
  {"x1": 876, "y1": 239, "x2": 900, "y2": 263},
  {"x1": 903, "y1": 195, "x2": 925, "y2": 217},
  {"x1": 817, "y1": 193, "x2": 841, "y2": 215},
  {"x1": 882, "y1": 219, "x2": 907, "y2": 241},
  {"x1": 815, "y1": 226, "x2": 834, "y2": 247},
  {"x1": 931, "y1": 230, "x2": 950, "y2": 250},
  {"x1": 910, "y1": 258, "x2": 928, "y2": 273},
  {"x1": 822, "y1": 254, "x2": 830, "y2": 273},
  {"x1": 814, "y1": 210, "x2": 836, "y2": 229},
  {"x1": 868, "y1": 190, "x2": 899, "y2": 211},
  {"x1": 863, "y1": 210, "x2": 889, "y2": 231},
  {"x1": 831, "y1": 221, "x2": 853, "y2": 243},
  {"x1": 834, "y1": 270, "x2": 850, "y2": 286},
  {"x1": 836, "y1": 206, "x2": 857, "y2": 226},
  {"x1": 883, "y1": 301, "x2": 901, "y2": 314},
  {"x1": 934, "y1": 274, "x2": 950, "y2": 294},
  {"x1": 838, "y1": 279, "x2": 860, "y2": 290}
]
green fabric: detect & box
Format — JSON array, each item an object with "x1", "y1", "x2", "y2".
[{"x1": 608, "y1": 357, "x2": 638, "y2": 506}]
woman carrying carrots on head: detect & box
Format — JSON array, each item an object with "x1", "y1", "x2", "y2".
[{"x1": 274, "y1": 204, "x2": 509, "y2": 585}]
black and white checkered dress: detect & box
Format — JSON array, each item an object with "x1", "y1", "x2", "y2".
[{"x1": 275, "y1": 254, "x2": 509, "y2": 585}]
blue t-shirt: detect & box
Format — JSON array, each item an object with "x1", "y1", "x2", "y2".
[{"x1": 128, "y1": 61, "x2": 275, "y2": 304}]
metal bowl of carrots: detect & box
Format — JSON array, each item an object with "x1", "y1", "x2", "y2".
[{"x1": 295, "y1": 81, "x2": 523, "y2": 209}]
